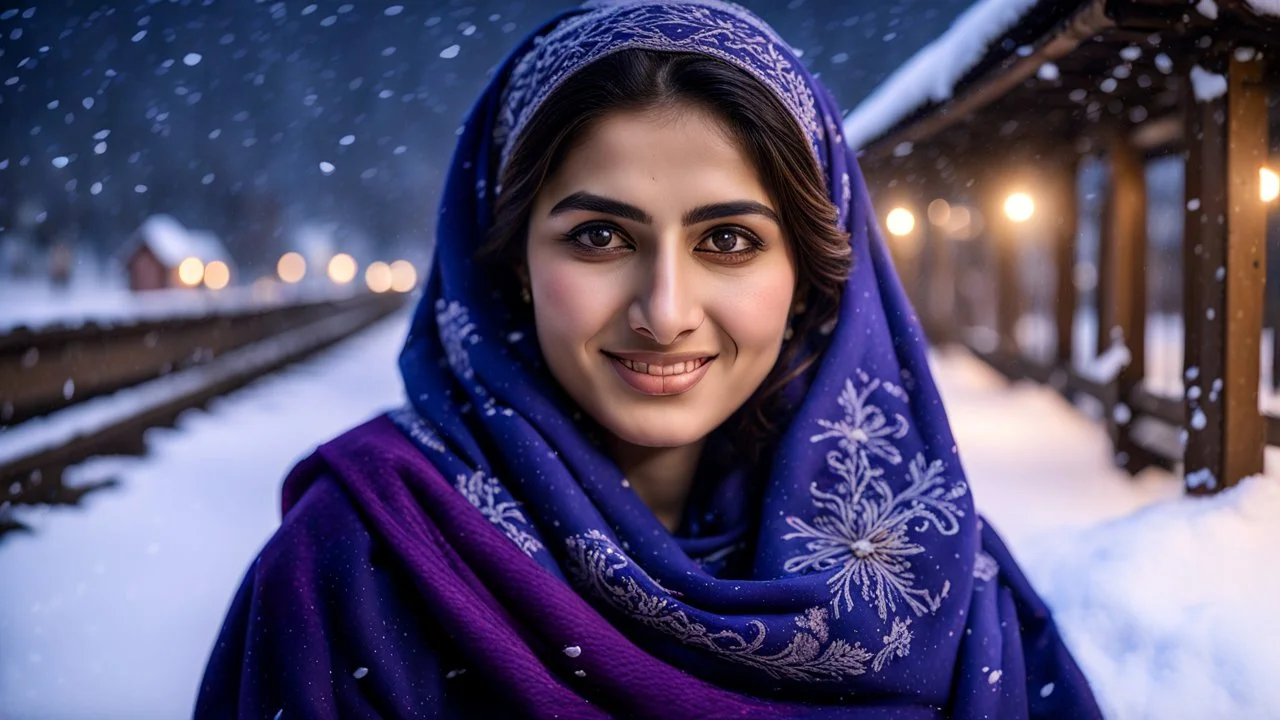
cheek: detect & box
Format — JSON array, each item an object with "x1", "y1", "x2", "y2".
[
  {"x1": 530, "y1": 255, "x2": 620, "y2": 347},
  {"x1": 712, "y1": 269, "x2": 795, "y2": 351}
]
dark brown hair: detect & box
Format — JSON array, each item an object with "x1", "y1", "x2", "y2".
[{"x1": 479, "y1": 49, "x2": 851, "y2": 452}]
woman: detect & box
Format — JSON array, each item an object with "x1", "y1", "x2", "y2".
[{"x1": 197, "y1": 2, "x2": 1102, "y2": 718}]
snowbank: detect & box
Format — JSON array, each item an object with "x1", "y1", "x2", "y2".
[
  {"x1": 934, "y1": 351, "x2": 1279, "y2": 719},
  {"x1": 1022, "y1": 477, "x2": 1280, "y2": 719},
  {"x1": 0, "y1": 311, "x2": 411, "y2": 720}
]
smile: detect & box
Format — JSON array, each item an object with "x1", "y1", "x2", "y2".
[{"x1": 604, "y1": 352, "x2": 716, "y2": 396}]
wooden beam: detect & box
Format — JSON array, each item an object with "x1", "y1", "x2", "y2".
[{"x1": 1182, "y1": 52, "x2": 1268, "y2": 493}]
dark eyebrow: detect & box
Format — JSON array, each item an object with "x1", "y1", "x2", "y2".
[
  {"x1": 548, "y1": 192, "x2": 779, "y2": 227},
  {"x1": 549, "y1": 192, "x2": 651, "y2": 224},
  {"x1": 683, "y1": 200, "x2": 779, "y2": 227}
]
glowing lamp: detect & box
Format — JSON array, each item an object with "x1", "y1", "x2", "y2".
[
  {"x1": 277, "y1": 252, "x2": 306, "y2": 283},
  {"x1": 1003, "y1": 192, "x2": 1035, "y2": 223},
  {"x1": 365, "y1": 261, "x2": 393, "y2": 293},
  {"x1": 1261, "y1": 167, "x2": 1279, "y2": 203},
  {"x1": 885, "y1": 207, "x2": 916, "y2": 237},
  {"x1": 203, "y1": 260, "x2": 230, "y2": 290},
  {"x1": 327, "y1": 253, "x2": 357, "y2": 285},
  {"x1": 177, "y1": 257, "x2": 205, "y2": 287},
  {"x1": 390, "y1": 260, "x2": 418, "y2": 292}
]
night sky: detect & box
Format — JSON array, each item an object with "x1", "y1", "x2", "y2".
[{"x1": 0, "y1": 0, "x2": 975, "y2": 274}]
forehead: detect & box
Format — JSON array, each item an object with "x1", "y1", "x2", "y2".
[{"x1": 545, "y1": 107, "x2": 772, "y2": 205}]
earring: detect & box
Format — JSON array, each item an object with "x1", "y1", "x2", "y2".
[
  {"x1": 520, "y1": 285, "x2": 532, "y2": 304},
  {"x1": 783, "y1": 323, "x2": 795, "y2": 341}
]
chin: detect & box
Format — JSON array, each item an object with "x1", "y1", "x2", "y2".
[{"x1": 598, "y1": 411, "x2": 713, "y2": 449}]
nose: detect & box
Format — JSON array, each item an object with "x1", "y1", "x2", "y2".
[{"x1": 628, "y1": 244, "x2": 703, "y2": 346}]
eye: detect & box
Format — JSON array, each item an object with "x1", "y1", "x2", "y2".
[
  {"x1": 564, "y1": 223, "x2": 630, "y2": 251},
  {"x1": 697, "y1": 228, "x2": 760, "y2": 255}
]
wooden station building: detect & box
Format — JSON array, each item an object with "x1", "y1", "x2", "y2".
[{"x1": 847, "y1": 0, "x2": 1280, "y2": 493}]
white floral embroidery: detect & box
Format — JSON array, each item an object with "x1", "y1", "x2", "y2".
[
  {"x1": 496, "y1": 1, "x2": 821, "y2": 173},
  {"x1": 436, "y1": 299, "x2": 480, "y2": 380},
  {"x1": 565, "y1": 530, "x2": 909, "y2": 681},
  {"x1": 785, "y1": 374, "x2": 967, "y2": 620},
  {"x1": 973, "y1": 551, "x2": 999, "y2": 582},
  {"x1": 873, "y1": 617, "x2": 913, "y2": 672},
  {"x1": 389, "y1": 405, "x2": 446, "y2": 453},
  {"x1": 809, "y1": 375, "x2": 910, "y2": 469},
  {"x1": 456, "y1": 471, "x2": 543, "y2": 557}
]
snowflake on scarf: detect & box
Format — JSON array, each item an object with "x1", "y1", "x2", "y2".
[{"x1": 784, "y1": 373, "x2": 968, "y2": 620}]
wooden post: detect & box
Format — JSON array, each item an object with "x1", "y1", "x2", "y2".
[
  {"x1": 988, "y1": 189, "x2": 1021, "y2": 355},
  {"x1": 1095, "y1": 163, "x2": 1115, "y2": 360},
  {"x1": 925, "y1": 212, "x2": 957, "y2": 345},
  {"x1": 1054, "y1": 155, "x2": 1081, "y2": 369},
  {"x1": 1100, "y1": 131, "x2": 1154, "y2": 473},
  {"x1": 1182, "y1": 51, "x2": 1267, "y2": 494}
]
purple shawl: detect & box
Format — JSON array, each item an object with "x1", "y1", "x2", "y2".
[{"x1": 197, "y1": 2, "x2": 1101, "y2": 717}]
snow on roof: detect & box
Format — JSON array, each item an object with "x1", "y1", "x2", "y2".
[
  {"x1": 134, "y1": 214, "x2": 230, "y2": 267},
  {"x1": 1247, "y1": 0, "x2": 1280, "y2": 16},
  {"x1": 842, "y1": 0, "x2": 1044, "y2": 151}
]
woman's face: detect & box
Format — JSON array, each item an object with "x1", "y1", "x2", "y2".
[{"x1": 526, "y1": 105, "x2": 797, "y2": 448}]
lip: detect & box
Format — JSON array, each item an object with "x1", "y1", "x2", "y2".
[{"x1": 604, "y1": 351, "x2": 716, "y2": 396}]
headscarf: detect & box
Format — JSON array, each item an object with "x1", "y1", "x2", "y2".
[{"x1": 201, "y1": 2, "x2": 1102, "y2": 717}]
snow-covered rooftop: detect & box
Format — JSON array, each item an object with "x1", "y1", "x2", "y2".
[
  {"x1": 841, "y1": 0, "x2": 1049, "y2": 151},
  {"x1": 133, "y1": 214, "x2": 230, "y2": 268},
  {"x1": 1247, "y1": 0, "x2": 1280, "y2": 17}
]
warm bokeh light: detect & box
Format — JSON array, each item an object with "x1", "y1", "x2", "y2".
[
  {"x1": 947, "y1": 205, "x2": 974, "y2": 239},
  {"x1": 1003, "y1": 192, "x2": 1035, "y2": 223},
  {"x1": 277, "y1": 252, "x2": 306, "y2": 283},
  {"x1": 203, "y1": 260, "x2": 230, "y2": 290},
  {"x1": 390, "y1": 260, "x2": 418, "y2": 292},
  {"x1": 885, "y1": 207, "x2": 916, "y2": 237},
  {"x1": 1261, "y1": 167, "x2": 1279, "y2": 203},
  {"x1": 365, "y1": 261, "x2": 393, "y2": 293},
  {"x1": 927, "y1": 198, "x2": 951, "y2": 226},
  {"x1": 177, "y1": 257, "x2": 205, "y2": 287},
  {"x1": 327, "y1": 253, "x2": 357, "y2": 285}
]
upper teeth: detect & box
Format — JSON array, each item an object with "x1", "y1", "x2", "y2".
[{"x1": 617, "y1": 357, "x2": 707, "y2": 376}]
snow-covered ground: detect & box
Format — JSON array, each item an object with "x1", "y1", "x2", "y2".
[
  {"x1": 934, "y1": 349, "x2": 1280, "y2": 720},
  {"x1": 0, "y1": 310, "x2": 411, "y2": 720},
  {"x1": 1, "y1": 321, "x2": 1277, "y2": 719}
]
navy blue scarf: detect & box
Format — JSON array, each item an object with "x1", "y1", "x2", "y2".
[{"x1": 383, "y1": 1, "x2": 1102, "y2": 714}]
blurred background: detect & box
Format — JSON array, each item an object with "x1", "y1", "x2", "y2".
[
  {"x1": 5, "y1": 1, "x2": 1280, "y2": 719},
  {"x1": 0, "y1": 0, "x2": 973, "y2": 291}
]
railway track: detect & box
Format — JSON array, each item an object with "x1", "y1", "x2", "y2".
[{"x1": 0, "y1": 290, "x2": 407, "y2": 531}]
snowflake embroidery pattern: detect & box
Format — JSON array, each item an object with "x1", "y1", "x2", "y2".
[
  {"x1": 436, "y1": 299, "x2": 480, "y2": 380},
  {"x1": 785, "y1": 374, "x2": 968, "y2": 620},
  {"x1": 388, "y1": 405, "x2": 446, "y2": 453},
  {"x1": 565, "y1": 530, "x2": 911, "y2": 681},
  {"x1": 496, "y1": 1, "x2": 821, "y2": 173},
  {"x1": 456, "y1": 471, "x2": 543, "y2": 557}
]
